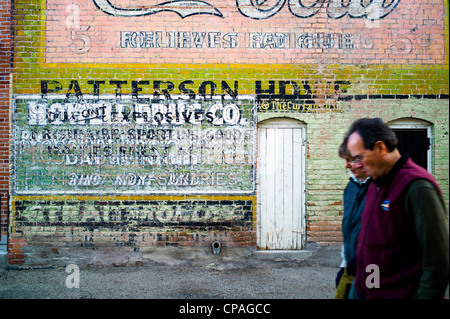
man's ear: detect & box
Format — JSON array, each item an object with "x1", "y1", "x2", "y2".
[{"x1": 374, "y1": 141, "x2": 388, "y2": 156}]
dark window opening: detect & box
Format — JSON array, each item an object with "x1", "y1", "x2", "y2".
[{"x1": 393, "y1": 129, "x2": 429, "y2": 170}]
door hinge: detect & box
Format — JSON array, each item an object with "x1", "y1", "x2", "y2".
[{"x1": 292, "y1": 228, "x2": 305, "y2": 234}]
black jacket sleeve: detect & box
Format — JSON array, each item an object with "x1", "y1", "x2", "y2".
[{"x1": 404, "y1": 179, "x2": 449, "y2": 299}]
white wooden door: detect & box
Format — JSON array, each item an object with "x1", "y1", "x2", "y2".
[{"x1": 257, "y1": 118, "x2": 306, "y2": 250}]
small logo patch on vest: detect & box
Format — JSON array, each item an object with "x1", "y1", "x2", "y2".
[{"x1": 380, "y1": 200, "x2": 391, "y2": 211}]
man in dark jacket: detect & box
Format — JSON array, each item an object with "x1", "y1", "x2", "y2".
[
  {"x1": 335, "y1": 141, "x2": 371, "y2": 298},
  {"x1": 344, "y1": 118, "x2": 448, "y2": 299}
]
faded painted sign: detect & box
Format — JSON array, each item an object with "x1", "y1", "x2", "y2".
[{"x1": 12, "y1": 95, "x2": 256, "y2": 194}]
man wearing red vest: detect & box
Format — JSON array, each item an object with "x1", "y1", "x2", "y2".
[{"x1": 344, "y1": 118, "x2": 448, "y2": 299}]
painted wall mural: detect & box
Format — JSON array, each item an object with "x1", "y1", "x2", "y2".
[
  {"x1": 6, "y1": 0, "x2": 448, "y2": 265},
  {"x1": 12, "y1": 77, "x2": 349, "y2": 195},
  {"x1": 13, "y1": 89, "x2": 256, "y2": 194},
  {"x1": 45, "y1": 0, "x2": 445, "y2": 64}
]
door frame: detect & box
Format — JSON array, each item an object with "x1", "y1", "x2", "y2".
[{"x1": 256, "y1": 117, "x2": 307, "y2": 250}]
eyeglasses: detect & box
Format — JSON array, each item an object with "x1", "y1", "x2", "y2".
[{"x1": 348, "y1": 154, "x2": 365, "y2": 164}]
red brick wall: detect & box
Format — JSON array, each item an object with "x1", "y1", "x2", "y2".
[
  {"x1": 5, "y1": 0, "x2": 449, "y2": 266},
  {"x1": 0, "y1": 0, "x2": 11, "y2": 239}
]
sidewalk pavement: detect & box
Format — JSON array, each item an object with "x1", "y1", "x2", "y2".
[{"x1": 0, "y1": 243, "x2": 341, "y2": 299}]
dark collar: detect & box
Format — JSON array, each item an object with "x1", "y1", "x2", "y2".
[{"x1": 373, "y1": 156, "x2": 408, "y2": 187}]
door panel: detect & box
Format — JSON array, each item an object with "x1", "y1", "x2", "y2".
[{"x1": 257, "y1": 119, "x2": 306, "y2": 250}]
